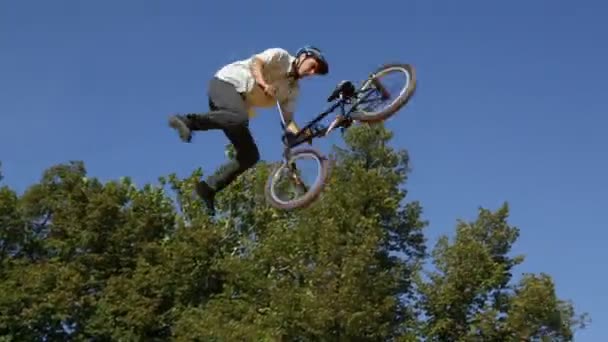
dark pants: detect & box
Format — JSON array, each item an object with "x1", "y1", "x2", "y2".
[{"x1": 188, "y1": 77, "x2": 260, "y2": 193}]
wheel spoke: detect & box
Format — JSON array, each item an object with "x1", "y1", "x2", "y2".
[{"x1": 356, "y1": 95, "x2": 388, "y2": 111}]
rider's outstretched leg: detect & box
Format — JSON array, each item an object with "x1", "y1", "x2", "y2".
[{"x1": 168, "y1": 115, "x2": 194, "y2": 142}]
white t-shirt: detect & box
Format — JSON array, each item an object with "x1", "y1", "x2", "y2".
[{"x1": 215, "y1": 48, "x2": 300, "y2": 118}]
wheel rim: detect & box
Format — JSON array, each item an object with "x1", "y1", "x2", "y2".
[
  {"x1": 269, "y1": 151, "x2": 324, "y2": 206},
  {"x1": 355, "y1": 65, "x2": 412, "y2": 118}
]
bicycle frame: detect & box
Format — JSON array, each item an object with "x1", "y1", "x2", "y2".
[
  {"x1": 276, "y1": 79, "x2": 389, "y2": 161},
  {"x1": 268, "y1": 78, "x2": 390, "y2": 200}
]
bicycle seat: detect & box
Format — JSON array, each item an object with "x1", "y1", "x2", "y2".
[{"x1": 327, "y1": 80, "x2": 356, "y2": 102}]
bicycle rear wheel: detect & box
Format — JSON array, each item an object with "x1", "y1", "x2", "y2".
[
  {"x1": 350, "y1": 63, "x2": 417, "y2": 122},
  {"x1": 264, "y1": 147, "x2": 330, "y2": 210}
]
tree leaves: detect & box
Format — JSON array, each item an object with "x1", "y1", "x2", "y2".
[
  {"x1": 0, "y1": 124, "x2": 588, "y2": 340},
  {"x1": 416, "y1": 203, "x2": 588, "y2": 341}
]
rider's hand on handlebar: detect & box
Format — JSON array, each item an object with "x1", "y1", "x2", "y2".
[
  {"x1": 301, "y1": 128, "x2": 313, "y2": 145},
  {"x1": 282, "y1": 128, "x2": 313, "y2": 146},
  {"x1": 263, "y1": 84, "x2": 277, "y2": 97},
  {"x1": 282, "y1": 131, "x2": 297, "y2": 146}
]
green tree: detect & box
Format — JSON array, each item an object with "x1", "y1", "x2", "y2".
[
  {"x1": 0, "y1": 161, "x2": 180, "y2": 340},
  {"x1": 0, "y1": 124, "x2": 589, "y2": 341},
  {"x1": 172, "y1": 123, "x2": 427, "y2": 340},
  {"x1": 416, "y1": 204, "x2": 589, "y2": 341}
]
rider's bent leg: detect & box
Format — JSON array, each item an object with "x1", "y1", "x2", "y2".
[
  {"x1": 200, "y1": 78, "x2": 260, "y2": 193},
  {"x1": 170, "y1": 77, "x2": 259, "y2": 213},
  {"x1": 205, "y1": 123, "x2": 260, "y2": 193}
]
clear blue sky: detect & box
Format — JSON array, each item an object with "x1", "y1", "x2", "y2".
[{"x1": 1, "y1": 0, "x2": 606, "y2": 339}]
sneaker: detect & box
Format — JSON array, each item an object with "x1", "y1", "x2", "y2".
[
  {"x1": 195, "y1": 181, "x2": 216, "y2": 216},
  {"x1": 168, "y1": 114, "x2": 192, "y2": 143}
]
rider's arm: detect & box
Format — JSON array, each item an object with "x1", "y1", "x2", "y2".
[
  {"x1": 281, "y1": 91, "x2": 299, "y2": 134},
  {"x1": 250, "y1": 56, "x2": 269, "y2": 89},
  {"x1": 250, "y1": 48, "x2": 291, "y2": 89}
]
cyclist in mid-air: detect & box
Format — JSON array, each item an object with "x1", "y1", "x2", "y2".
[{"x1": 168, "y1": 46, "x2": 329, "y2": 216}]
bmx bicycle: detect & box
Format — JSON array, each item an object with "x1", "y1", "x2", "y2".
[{"x1": 264, "y1": 63, "x2": 417, "y2": 210}]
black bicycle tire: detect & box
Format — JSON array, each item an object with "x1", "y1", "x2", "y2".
[
  {"x1": 264, "y1": 147, "x2": 331, "y2": 210},
  {"x1": 350, "y1": 63, "x2": 417, "y2": 123}
]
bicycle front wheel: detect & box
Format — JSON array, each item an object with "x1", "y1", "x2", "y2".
[
  {"x1": 264, "y1": 147, "x2": 331, "y2": 210},
  {"x1": 350, "y1": 63, "x2": 417, "y2": 122}
]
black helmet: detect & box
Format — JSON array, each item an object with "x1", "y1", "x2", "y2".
[{"x1": 295, "y1": 45, "x2": 329, "y2": 75}]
